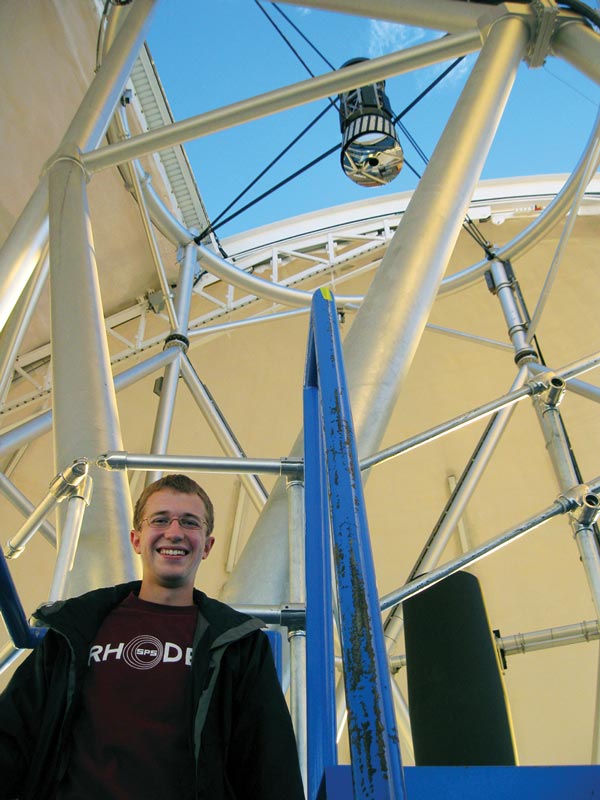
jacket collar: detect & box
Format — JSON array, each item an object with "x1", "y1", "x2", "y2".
[{"x1": 34, "y1": 580, "x2": 262, "y2": 646}]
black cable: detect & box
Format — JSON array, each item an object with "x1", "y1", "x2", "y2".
[
  {"x1": 394, "y1": 56, "x2": 465, "y2": 123},
  {"x1": 196, "y1": 103, "x2": 337, "y2": 240},
  {"x1": 270, "y1": 3, "x2": 336, "y2": 70},
  {"x1": 402, "y1": 157, "x2": 423, "y2": 181},
  {"x1": 195, "y1": 144, "x2": 341, "y2": 241},
  {"x1": 254, "y1": 0, "x2": 317, "y2": 78},
  {"x1": 557, "y1": 0, "x2": 600, "y2": 30},
  {"x1": 199, "y1": 37, "x2": 468, "y2": 239},
  {"x1": 397, "y1": 120, "x2": 429, "y2": 166}
]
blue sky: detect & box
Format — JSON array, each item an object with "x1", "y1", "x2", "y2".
[{"x1": 146, "y1": 1, "x2": 600, "y2": 238}]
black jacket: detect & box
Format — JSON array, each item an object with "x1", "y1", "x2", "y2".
[{"x1": 0, "y1": 581, "x2": 305, "y2": 800}]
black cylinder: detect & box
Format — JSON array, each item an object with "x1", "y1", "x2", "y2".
[{"x1": 403, "y1": 571, "x2": 517, "y2": 766}]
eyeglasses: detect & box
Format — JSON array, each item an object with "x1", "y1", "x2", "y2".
[{"x1": 141, "y1": 514, "x2": 209, "y2": 532}]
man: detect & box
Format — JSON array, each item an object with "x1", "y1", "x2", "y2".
[{"x1": 0, "y1": 474, "x2": 305, "y2": 799}]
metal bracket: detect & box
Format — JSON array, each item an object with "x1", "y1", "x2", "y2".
[
  {"x1": 557, "y1": 484, "x2": 600, "y2": 527},
  {"x1": 537, "y1": 371, "x2": 567, "y2": 408},
  {"x1": 164, "y1": 332, "x2": 190, "y2": 351},
  {"x1": 527, "y1": 0, "x2": 560, "y2": 67},
  {"x1": 47, "y1": 457, "x2": 89, "y2": 501},
  {"x1": 571, "y1": 491, "x2": 600, "y2": 528},
  {"x1": 41, "y1": 143, "x2": 90, "y2": 182},
  {"x1": 280, "y1": 456, "x2": 304, "y2": 479},
  {"x1": 280, "y1": 603, "x2": 306, "y2": 632}
]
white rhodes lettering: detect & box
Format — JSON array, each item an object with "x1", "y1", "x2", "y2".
[{"x1": 88, "y1": 635, "x2": 193, "y2": 670}]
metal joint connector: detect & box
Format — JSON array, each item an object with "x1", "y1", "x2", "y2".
[
  {"x1": 48, "y1": 458, "x2": 89, "y2": 501},
  {"x1": 514, "y1": 345, "x2": 538, "y2": 366},
  {"x1": 570, "y1": 491, "x2": 600, "y2": 527},
  {"x1": 42, "y1": 144, "x2": 90, "y2": 182},
  {"x1": 526, "y1": 375, "x2": 551, "y2": 397},
  {"x1": 4, "y1": 540, "x2": 25, "y2": 560},
  {"x1": 280, "y1": 603, "x2": 306, "y2": 632},
  {"x1": 527, "y1": 0, "x2": 560, "y2": 67},
  {"x1": 556, "y1": 484, "x2": 589, "y2": 515},
  {"x1": 97, "y1": 450, "x2": 126, "y2": 471},
  {"x1": 164, "y1": 333, "x2": 189, "y2": 351},
  {"x1": 280, "y1": 457, "x2": 304, "y2": 479},
  {"x1": 539, "y1": 373, "x2": 566, "y2": 407},
  {"x1": 68, "y1": 474, "x2": 94, "y2": 506}
]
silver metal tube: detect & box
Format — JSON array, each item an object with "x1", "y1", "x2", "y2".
[
  {"x1": 499, "y1": 619, "x2": 600, "y2": 657},
  {"x1": 0, "y1": 249, "x2": 49, "y2": 403},
  {"x1": 553, "y1": 18, "x2": 600, "y2": 86},
  {"x1": 82, "y1": 32, "x2": 481, "y2": 174},
  {"x1": 229, "y1": 605, "x2": 294, "y2": 624},
  {"x1": 440, "y1": 109, "x2": 600, "y2": 294},
  {"x1": 145, "y1": 244, "x2": 197, "y2": 485},
  {"x1": 492, "y1": 241, "x2": 600, "y2": 760},
  {"x1": 49, "y1": 156, "x2": 136, "y2": 595},
  {"x1": 526, "y1": 130, "x2": 600, "y2": 342},
  {"x1": 124, "y1": 151, "x2": 178, "y2": 330},
  {"x1": 426, "y1": 323, "x2": 512, "y2": 353},
  {"x1": 276, "y1": 0, "x2": 483, "y2": 32},
  {"x1": 0, "y1": 471, "x2": 56, "y2": 548},
  {"x1": 222, "y1": 13, "x2": 530, "y2": 606},
  {"x1": 287, "y1": 478, "x2": 307, "y2": 789},
  {"x1": 0, "y1": 348, "x2": 178, "y2": 461},
  {"x1": 362, "y1": 347, "x2": 600, "y2": 472},
  {"x1": 528, "y1": 362, "x2": 600, "y2": 405},
  {"x1": 0, "y1": 181, "x2": 49, "y2": 335},
  {"x1": 575, "y1": 526, "x2": 600, "y2": 622},
  {"x1": 174, "y1": 243, "x2": 197, "y2": 336},
  {"x1": 0, "y1": 641, "x2": 24, "y2": 675},
  {"x1": 361, "y1": 381, "x2": 534, "y2": 472},
  {"x1": 62, "y1": 0, "x2": 158, "y2": 153},
  {"x1": 391, "y1": 677, "x2": 415, "y2": 764},
  {"x1": 48, "y1": 477, "x2": 93, "y2": 602},
  {"x1": 145, "y1": 351, "x2": 182, "y2": 487},
  {"x1": 0, "y1": 0, "x2": 157, "y2": 335},
  {"x1": 197, "y1": 244, "x2": 360, "y2": 309},
  {"x1": 333, "y1": 12, "x2": 529, "y2": 454},
  {"x1": 139, "y1": 168, "x2": 193, "y2": 246},
  {"x1": 382, "y1": 366, "x2": 530, "y2": 648},
  {"x1": 415, "y1": 366, "x2": 528, "y2": 576},
  {"x1": 555, "y1": 349, "x2": 600, "y2": 383},
  {"x1": 97, "y1": 451, "x2": 302, "y2": 476},
  {"x1": 380, "y1": 497, "x2": 570, "y2": 611},
  {"x1": 187, "y1": 308, "x2": 312, "y2": 339},
  {"x1": 4, "y1": 493, "x2": 59, "y2": 559},
  {"x1": 489, "y1": 260, "x2": 533, "y2": 359},
  {"x1": 180, "y1": 356, "x2": 268, "y2": 512},
  {"x1": 4, "y1": 458, "x2": 88, "y2": 558}
]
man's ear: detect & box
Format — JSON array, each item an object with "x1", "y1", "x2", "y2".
[
  {"x1": 130, "y1": 529, "x2": 142, "y2": 554},
  {"x1": 202, "y1": 536, "x2": 216, "y2": 560}
]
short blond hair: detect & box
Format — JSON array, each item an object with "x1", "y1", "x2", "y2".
[{"x1": 133, "y1": 474, "x2": 214, "y2": 534}]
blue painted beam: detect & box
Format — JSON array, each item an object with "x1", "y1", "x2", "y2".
[
  {"x1": 306, "y1": 288, "x2": 405, "y2": 800},
  {"x1": 304, "y1": 381, "x2": 337, "y2": 800},
  {"x1": 0, "y1": 548, "x2": 47, "y2": 648},
  {"x1": 322, "y1": 764, "x2": 600, "y2": 799}
]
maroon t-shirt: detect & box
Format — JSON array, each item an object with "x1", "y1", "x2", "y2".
[{"x1": 57, "y1": 593, "x2": 199, "y2": 800}]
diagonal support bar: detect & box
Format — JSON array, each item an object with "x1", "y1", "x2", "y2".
[{"x1": 304, "y1": 288, "x2": 405, "y2": 800}]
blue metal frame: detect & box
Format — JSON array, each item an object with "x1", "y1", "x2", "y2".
[
  {"x1": 0, "y1": 548, "x2": 47, "y2": 648},
  {"x1": 304, "y1": 371, "x2": 337, "y2": 799},
  {"x1": 304, "y1": 288, "x2": 406, "y2": 800}
]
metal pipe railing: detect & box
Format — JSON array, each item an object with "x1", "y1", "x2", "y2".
[{"x1": 97, "y1": 450, "x2": 302, "y2": 476}]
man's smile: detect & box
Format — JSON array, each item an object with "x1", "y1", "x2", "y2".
[{"x1": 157, "y1": 547, "x2": 189, "y2": 557}]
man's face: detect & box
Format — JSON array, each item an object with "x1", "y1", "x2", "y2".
[{"x1": 130, "y1": 488, "x2": 215, "y2": 601}]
